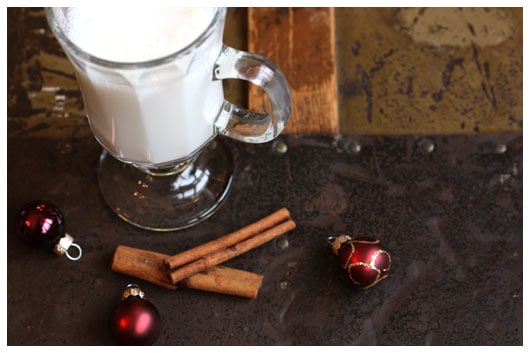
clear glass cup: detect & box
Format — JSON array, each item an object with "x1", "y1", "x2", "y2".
[{"x1": 46, "y1": 7, "x2": 291, "y2": 231}]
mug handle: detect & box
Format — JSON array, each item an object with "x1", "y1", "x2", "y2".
[{"x1": 213, "y1": 45, "x2": 292, "y2": 143}]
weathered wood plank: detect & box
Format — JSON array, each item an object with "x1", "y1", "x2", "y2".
[{"x1": 248, "y1": 7, "x2": 339, "y2": 135}]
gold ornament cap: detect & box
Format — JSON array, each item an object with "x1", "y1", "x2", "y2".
[{"x1": 329, "y1": 235, "x2": 352, "y2": 256}]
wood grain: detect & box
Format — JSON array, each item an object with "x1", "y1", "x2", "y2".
[{"x1": 248, "y1": 8, "x2": 339, "y2": 135}]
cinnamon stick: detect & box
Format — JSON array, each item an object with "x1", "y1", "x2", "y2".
[
  {"x1": 111, "y1": 245, "x2": 263, "y2": 298},
  {"x1": 164, "y1": 207, "x2": 291, "y2": 271},
  {"x1": 167, "y1": 219, "x2": 296, "y2": 285}
]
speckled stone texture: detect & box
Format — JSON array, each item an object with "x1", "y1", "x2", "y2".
[{"x1": 7, "y1": 133, "x2": 522, "y2": 345}]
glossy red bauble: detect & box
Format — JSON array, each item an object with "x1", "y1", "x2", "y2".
[
  {"x1": 331, "y1": 235, "x2": 391, "y2": 289},
  {"x1": 14, "y1": 200, "x2": 82, "y2": 260},
  {"x1": 110, "y1": 286, "x2": 161, "y2": 345},
  {"x1": 15, "y1": 200, "x2": 65, "y2": 249}
]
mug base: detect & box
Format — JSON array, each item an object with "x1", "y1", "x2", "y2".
[{"x1": 98, "y1": 138, "x2": 233, "y2": 231}]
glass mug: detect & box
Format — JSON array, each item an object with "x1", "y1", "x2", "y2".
[{"x1": 46, "y1": 7, "x2": 291, "y2": 231}]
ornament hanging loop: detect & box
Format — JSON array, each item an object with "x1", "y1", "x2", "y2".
[{"x1": 65, "y1": 243, "x2": 83, "y2": 261}]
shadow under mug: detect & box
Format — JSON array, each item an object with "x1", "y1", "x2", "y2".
[{"x1": 46, "y1": 7, "x2": 292, "y2": 231}]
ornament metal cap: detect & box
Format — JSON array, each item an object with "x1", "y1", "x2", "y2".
[
  {"x1": 52, "y1": 233, "x2": 83, "y2": 261},
  {"x1": 328, "y1": 235, "x2": 352, "y2": 256},
  {"x1": 122, "y1": 284, "x2": 145, "y2": 300}
]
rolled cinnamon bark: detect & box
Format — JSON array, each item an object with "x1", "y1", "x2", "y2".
[
  {"x1": 111, "y1": 245, "x2": 263, "y2": 299},
  {"x1": 164, "y1": 208, "x2": 291, "y2": 271},
  {"x1": 167, "y1": 219, "x2": 296, "y2": 285}
]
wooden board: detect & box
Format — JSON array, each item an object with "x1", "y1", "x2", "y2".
[{"x1": 248, "y1": 8, "x2": 339, "y2": 135}]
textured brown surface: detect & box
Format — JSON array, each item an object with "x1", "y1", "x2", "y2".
[
  {"x1": 335, "y1": 7, "x2": 522, "y2": 135},
  {"x1": 7, "y1": 133, "x2": 522, "y2": 345}
]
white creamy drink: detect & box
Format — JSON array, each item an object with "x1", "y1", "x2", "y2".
[{"x1": 62, "y1": 8, "x2": 222, "y2": 165}]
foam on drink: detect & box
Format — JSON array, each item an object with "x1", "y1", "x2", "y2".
[
  {"x1": 63, "y1": 8, "x2": 216, "y2": 62},
  {"x1": 58, "y1": 8, "x2": 224, "y2": 165}
]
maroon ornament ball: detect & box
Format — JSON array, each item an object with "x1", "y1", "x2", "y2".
[
  {"x1": 331, "y1": 235, "x2": 391, "y2": 288},
  {"x1": 14, "y1": 200, "x2": 82, "y2": 260},
  {"x1": 15, "y1": 200, "x2": 65, "y2": 249},
  {"x1": 110, "y1": 284, "x2": 161, "y2": 345}
]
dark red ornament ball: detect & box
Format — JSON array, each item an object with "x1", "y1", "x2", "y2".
[
  {"x1": 15, "y1": 200, "x2": 65, "y2": 249},
  {"x1": 110, "y1": 296, "x2": 161, "y2": 345},
  {"x1": 332, "y1": 236, "x2": 391, "y2": 288}
]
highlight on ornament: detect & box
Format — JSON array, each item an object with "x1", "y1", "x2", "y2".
[
  {"x1": 329, "y1": 235, "x2": 391, "y2": 289},
  {"x1": 15, "y1": 200, "x2": 83, "y2": 261}
]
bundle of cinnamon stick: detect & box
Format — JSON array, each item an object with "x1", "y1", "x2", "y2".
[{"x1": 111, "y1": 208, "x2": 296, "y2": 298}]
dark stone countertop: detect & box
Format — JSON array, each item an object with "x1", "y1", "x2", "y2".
[{"x1": 7, "y1": 133, "x2": 522, "y2": 345}]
